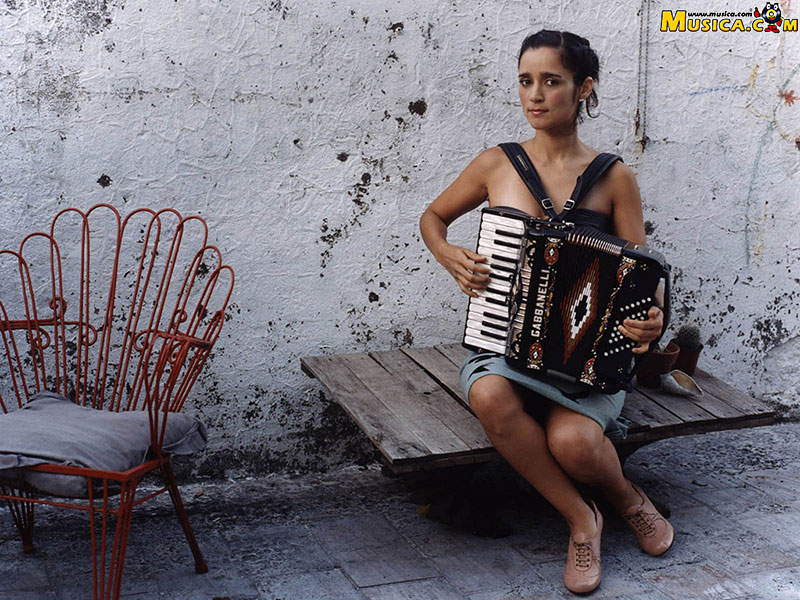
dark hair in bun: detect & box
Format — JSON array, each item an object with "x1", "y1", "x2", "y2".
[{"x1": 517, "y1": 30, "x2": 600, "y2": 124}]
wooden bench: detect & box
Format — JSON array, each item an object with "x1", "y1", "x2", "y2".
[{"x1": 301, "y1": 343, "x2": 777, "y2": 475}]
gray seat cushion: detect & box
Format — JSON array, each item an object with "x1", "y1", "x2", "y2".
[{"x1": 0, "y1": 391, "x2": 207, "y2": 497}]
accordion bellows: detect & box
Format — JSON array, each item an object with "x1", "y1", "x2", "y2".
[{"x1": 463, "y1": 206, "x2": 671, "y2": 394}]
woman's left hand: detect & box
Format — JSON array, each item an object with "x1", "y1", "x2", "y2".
[{"x1": 618, "y1": 306, "x2": 663, "y2": 354}]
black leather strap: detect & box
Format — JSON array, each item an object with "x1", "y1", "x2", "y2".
[
  {"x1": 560, "y1": 153, "x2": 623, "y2": 221},
  {"x1": 498, "y1": 142, "x2": 557, "y2": 220},
  {"x1": 498, "y1": 143, "x2": 623, "y2": 222}
]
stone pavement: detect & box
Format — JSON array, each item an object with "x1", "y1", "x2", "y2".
[{"x1": 3, "y1": 422, "x2": 800, "y2": 600}]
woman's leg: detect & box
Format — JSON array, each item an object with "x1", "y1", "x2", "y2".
[
  {"x1": 543, "y1": 404, "x2": 642, "y2": 514},
  {"x1": 468, "y1": 375, "x2": 597, "y2": 537},
  {"x1": 545, "y1": 404, "x2": 675, "y2": 555}
]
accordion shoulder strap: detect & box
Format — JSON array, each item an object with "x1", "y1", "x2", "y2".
[
  {"x1": 498, "y1": 142, "x2": 623, "y2": 222},
  {"x1": 561, "y1": 152, "x2": 623, "y2": 220},
  {"x1": 498, "y1": 142, "x2": 558, "y2": 220}
]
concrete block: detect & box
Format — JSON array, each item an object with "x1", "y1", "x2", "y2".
[
  {"x1": 642, "y1": 559, "x2": 756, "y2": 599},
  {"x1": 361, "y1": 577, "x2": 468, "y2": 600},
  {"x1": 224, "y1": 522, "x2": 335, "y2": 577},
  {"x1": 257, "y1": 568, "x2": 366, "y2": 600},
  {"x1": 333, "y1": 542, "x2": 439, "y2": 587},
  {"x1": 729, "y1": 566, "x2": 800, "y2": 600},
  {"x1": 431, "y1": 546, "x2": 541, "y2": 595},
  {"x1": 309, "y1": 513, "x2": 405, "y2": 553},
  {"x1": 528, "y1": 555, "x2": 670, "y2": 600},
  {"x1": 0, "y1": 552, "x2": 50, "y2": 591},
  {"x1": 153, "y1": 564, "x2": 261, "y2": 600},
  {"x1": 0, "y1": 591, "x2": 57, "y2": 600}
]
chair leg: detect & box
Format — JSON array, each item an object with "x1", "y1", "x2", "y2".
[
  {"x1": 88, "y1": 478, "x2": 138, "y2": 600},
  {"x1": 161, "y1": 458, "x2": 208, "y2": 574},
  {"x1": 3, "y1": 488, "x2": 36, "y2": 554}
]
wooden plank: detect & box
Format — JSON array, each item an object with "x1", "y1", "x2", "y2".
[
  {"x1": 634, "y1": 384, "x2": 718, "y2": 423},
  {"x1": 436, "y1": 343, "x2": 467, "y2": 368},
  {"x1": 301, "y1": 355, "x2": 431, "y2": 463},
  {"x1": 400, "y1": 346, "x2": 467, "y2": 405},
  {"x1": 621, "y1": 389, "x2": 683, "y2": 429},
  {"x1": 619, "y1": 411, "x2": 777, "y2": 445},
  {"x1": 383, "y1": 448, "x2": 500, "y2": 474},
  {"x1": 338, "y1": 353, "x2": 473, "y2": 456},
  {"x1": 633, "y1": 372, "x2": 746, "y2": 421},
  {"x1": 692, "y1": 369, "x2": 774, "y2": 416},
  {"x1": 637, "y1": 381, "x2": 744, "y2": 422},
  {"x1": 304, "y1": 345, "x2": 778, "y2": 475},
  {"x1": 370, "y1": 350, "x2": 490, "y2": 450},
  {"x1": 681, "y1": 388, "x2": 745, "y2": 420}
]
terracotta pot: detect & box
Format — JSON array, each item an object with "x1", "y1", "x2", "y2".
[
  {"x1": 671, "y1": 338, "x2": 704, "y2": 376},
  {"x1": 635, "y1": 341, "x2": 680, "y2": 389}
]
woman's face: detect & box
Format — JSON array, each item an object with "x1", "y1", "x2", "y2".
[{"x1": 517, "y1": 46, "x2": 591, "y2": 133}]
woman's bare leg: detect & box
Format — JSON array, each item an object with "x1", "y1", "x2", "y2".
[
  {"x1": 469, "y1": 375, "x2": 597, "y2": 537},
  {"x1": 544, "y1": 404, "x2": 642, "y2": 514}
]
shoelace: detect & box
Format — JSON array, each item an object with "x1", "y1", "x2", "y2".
[
  {"x1": 626, "y1": 509, "x2": 656, "y2": 536},
  {"x1": 573, "y1": 540, "x2": 593, "y2": 570}
]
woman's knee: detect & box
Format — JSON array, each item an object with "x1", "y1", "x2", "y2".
[
  {"x1": 546, "y1": 421, "x2": 605, "y2": 471},
  {"x1": 468, "y1": 376, "x2": 524, "y2": 436}
]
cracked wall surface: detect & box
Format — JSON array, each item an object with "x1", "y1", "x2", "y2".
[{"x1": 1, "y1": 0, "x2": 799, "y2": 474}]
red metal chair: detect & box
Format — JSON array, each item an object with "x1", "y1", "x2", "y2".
[{"x1": 0, "y1": 204, "x2": 234, "y2": 600}]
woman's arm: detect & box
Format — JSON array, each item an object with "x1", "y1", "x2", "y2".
[
  {"x1": 420, "y1": 148, "x2": 500, "y2": 297},
  {"x1": 609, "y1": 163, "x2": 664, "y2": 354},
  {"x1": 610, "y1": 162, "x2": 647, "y2": 245}
]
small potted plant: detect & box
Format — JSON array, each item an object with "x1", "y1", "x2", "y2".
[
  {"x1": 672, "y1": 322, "x2": 703, "y2": 376},
  {"x1": 635, "y1": 340, "x2": 680, "y2": 389}
]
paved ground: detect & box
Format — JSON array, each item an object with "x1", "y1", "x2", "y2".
[{"x1": 3, "y1": 421, "x2": 800, "y2": 599}]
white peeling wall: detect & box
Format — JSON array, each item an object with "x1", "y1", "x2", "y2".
[{"x1": 1, "y1": 0, "x2": 798, "y2": 474}]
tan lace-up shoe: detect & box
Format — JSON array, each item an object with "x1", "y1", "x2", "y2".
[
  {"x1": 622, "y1": 482, "x2": 674, "y2": 556},
  {"x1": 564, "y1": 499, "x2": 602, "y2": 594}
]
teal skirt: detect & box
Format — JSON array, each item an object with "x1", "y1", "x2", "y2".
[{"x1": 459, "y1": 350, "x2": 631, "y2": 441}]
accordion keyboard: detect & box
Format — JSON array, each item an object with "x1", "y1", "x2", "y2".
[{"x1": 463, "y1": 211, "x2": 526, "y2": 354}]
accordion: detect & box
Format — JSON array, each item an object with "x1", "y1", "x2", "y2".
[{"x1": 462, "y1": 206, "x2": 671, "y2": 393}]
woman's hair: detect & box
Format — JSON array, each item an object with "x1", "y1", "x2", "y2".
[{"x1": 517, "y1": 30, "x2": 600, "y2": 124}]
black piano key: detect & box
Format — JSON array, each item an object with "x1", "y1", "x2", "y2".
[{"x1": 494, "y1": 238, "x2": 521, "y2": 250}]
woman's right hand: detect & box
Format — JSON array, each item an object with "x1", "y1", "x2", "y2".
[{"x1": 436, "y1": 243, "x2": 492, "y2": 298}]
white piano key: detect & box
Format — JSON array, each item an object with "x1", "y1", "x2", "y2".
[
  {"x1": 465, "y1": 324, "x2": 506, "y2": 342},
  {"x1": 478, "y1": 238, "x2": 521, "y2": 259},
  {"x1": 467, "y1": 300, "x2": 510, "y2": 317},
  {"x1": 484, "y1": 279, "x2": 511, "y2": 293},
  {"x1": 479, "y1": 240, "x2": 522, "y2": 256},
  {"x1": 467, "y1": 308, "x2": 510, "y2": 328},
  {"x1": 466, "y1": 317, "x2": 508, "y2": 334},
  {"x1": 477, "y1": 247, "x2": 519, "y2": 263},
  {"x1": 482, "y1": 214, "x2": 527, "y2": 231},
  {"x1": 475, "y1": 287, "x2": 509, "y2": 304},
  {"x1": 478, "y1": 234, "x2": 522, "y2": 248},
  {"x1": 467, "y1": 305, "x2": 510, "y2": 323},
  {"x1": 464, "y1": 334, "x2": 506, "y2": 355},
  {"x1": 489, "y1": 271, "x2": 512, "y2": 283},
  {"x1": 466, "y1": 329, "x2": 508, "y2": 346},
  {"x1": 469, "y1": 296, "x2": 511, "y2": 318},
  {"x1": 484, "y1": 256, "x2": 518, "y2": 272},
  {"x1": 479, "y1": 221, "x2": 526, "y2": 239}
]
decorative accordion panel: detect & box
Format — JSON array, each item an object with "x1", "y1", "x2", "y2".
[{"x1": 463, "y1": 207, "x2": 669, "y2": 394}]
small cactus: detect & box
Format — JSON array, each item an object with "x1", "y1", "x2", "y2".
[{"x1": 675, "y1": 322, "x2": 702, "y2": 351}]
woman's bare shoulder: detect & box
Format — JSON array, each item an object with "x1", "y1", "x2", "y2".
[
  {"x1": 604, "y1": 160, "x2": 640, "y2": 195},
  {"x1": 472, "y1": 145, "x2": 506, "y2": 171},
  {"x1": 456, "y1": 145, "x2": 508, "y2": 189}
]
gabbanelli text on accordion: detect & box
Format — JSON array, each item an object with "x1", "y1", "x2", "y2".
[{"x1": 462, "y1": 206, "x2": 671, "y2": 394}]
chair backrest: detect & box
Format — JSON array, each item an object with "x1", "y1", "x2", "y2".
[{"x1": 0, "y1": 204, "x2": 234, "y2": 417}]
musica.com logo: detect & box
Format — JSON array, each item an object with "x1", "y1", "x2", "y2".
[{"x1": 660, "y1": 4, "x2": 798, "y2": 32}]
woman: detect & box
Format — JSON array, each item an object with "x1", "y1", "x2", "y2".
[{"x1": 419, "y1": 30, "x2": 674, "y2": 594}]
